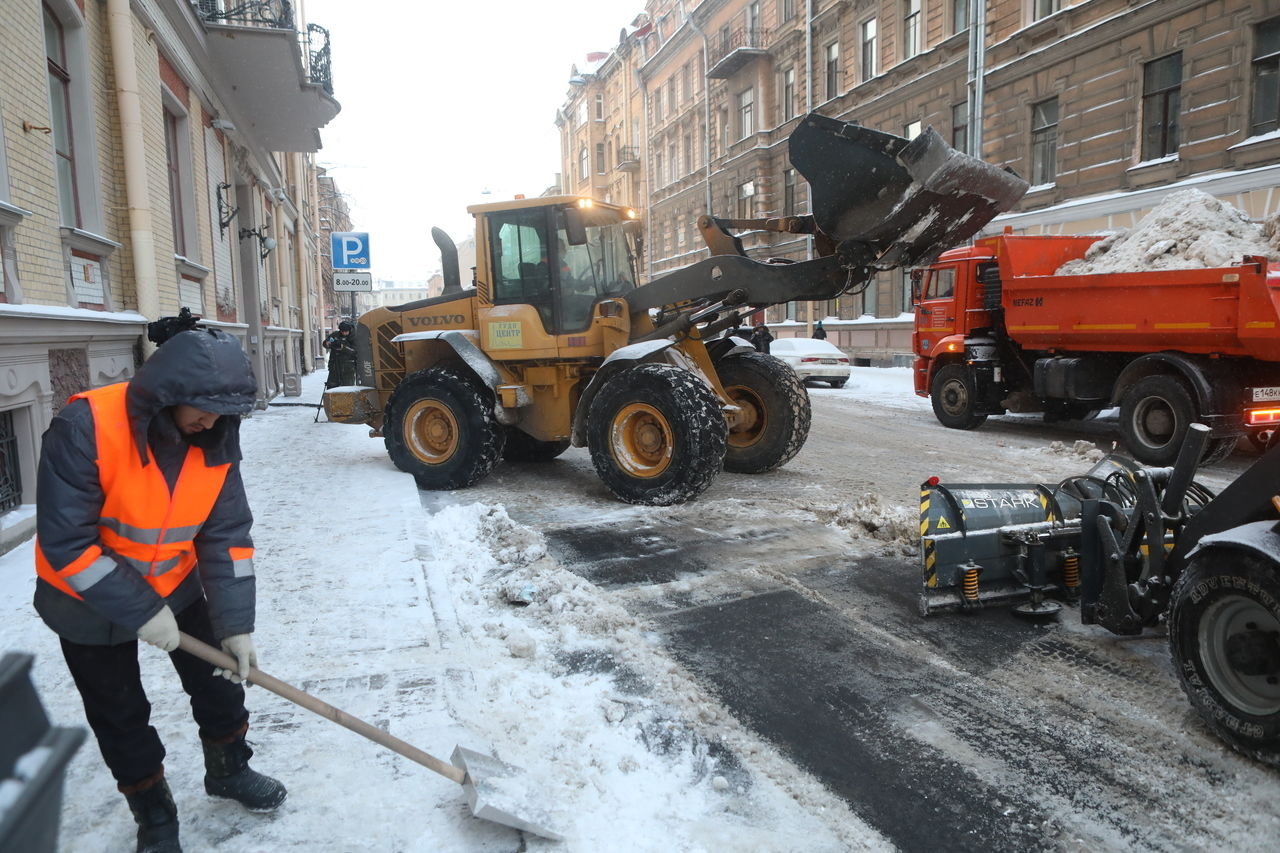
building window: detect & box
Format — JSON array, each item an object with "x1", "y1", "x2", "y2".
[
  {"x1": 595, "y1": 143, "x2": 605, "y2": 174},
  {"x1": 951, "y1": 101, "x2": 968, "y2": 154},
  {"x1": 653, "y1": 91, "x2": 663, "y2": 123},
  {"x1": 683, "y1": 133, "x2": 694, "y2": 174},
  {"x1": 783, "y1": 168, "x2": 797, "y2": 217},
  {"x1": 953, "y1": 0, "x2": 969, "y2": 35},
  {"x1": 1142, "y1": 53, "x2": 1182, "y2": 160},
  {"x1": 1031, "y1": 98, "x2": 1059, "y2": 186},
  {"x1": 1251, "y1": 17, "x2": 1280, "y2": 136},
  {"x1": 903, "y1": 0, "x2": 921, "y2": 60},
  {"x1": 667, "y1": 79, "x2": 676, "y2": 116},
  {"x1": 781, "y1": 67, "x2": 796, "y2": 122},
  {"x1": 70, "y1": 250, "x2": 105, "y2": 307},
  {"x1": 719, "y1": 108, "x2": 731, "y2": 156},
  {"x1": 163, "y1": 107, "x2": 187, "y2": 257},
  {"x1": 578, "y1": 102, "x2": 589, "y2": 125},
  {"x1": 861, "y1": 19, "x2": 878, "y2": 81},
  {"x1": 780, "y1": 0, "x2": 794, "y2": 22},
  {"x1": 44, "y1": 4, "x2": 80, "y2": 227},
  {"x1": 739, "y1": 88, "x2": 754, "y2": 138},
  {"x1": 736, "y1": 181, "x2": 755, "y2": 219},
  {"x1": 1034, "y1": 0, "x2": 1061, "y2": 21},
  {"x1": 824, "y1": 42, "x2": 840, "y2": 100},
  {"x1": 579, "y1": 146, "x2": 588, "y2": 181},
  {"x1": 747, "y1": 1, "x2": 760, "y2": 34},
  {"x1": 594, "y1": 94, "x2": 604, "y2": 121},
  {"x1": 682, "y1": 63, "x2": 692, "y2": 103},
  {"x1": 668, "y1": 141, "x2": 678, "y2": 184},
  {"x1": 654, "y1": 151, "x2": 664, "y2": 186},
  {"x1": 0, "y1": 410, "x2": 21, "y2": 514}
]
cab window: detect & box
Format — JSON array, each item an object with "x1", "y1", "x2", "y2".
[
  {"x1": 490, "y1": 210, "x2": 553, "y2": 328},
  {"x1": 924, "y1": 267, "x2": 955, "y2": 300}
]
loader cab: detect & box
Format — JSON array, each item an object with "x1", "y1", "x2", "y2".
[{"x1": 483, "y1": 199, "x2": 640, "y2": 337}]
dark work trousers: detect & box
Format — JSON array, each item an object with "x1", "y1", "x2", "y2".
[{"x1": 59, "y1": 597, "x2": 249, "y2": 788}]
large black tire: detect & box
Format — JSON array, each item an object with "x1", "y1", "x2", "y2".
[
  {"x1": 586, "y1": 363, "x2": 726, "y2": 505},
  {"x1": 384, "y1": 367, "x2": 505, "y2": 490},
  {"x1": 503, "y1": 428, "x2": 570, "y2": 463},
  {"x1": 716, "y1": 352, "x2": 811, "y2": 474},
  {"x1": 930, "y1": 364, "x2": 987, "y2": 430},
  {"x1": 829, "y1": 379, "x2": 848, "y2": 388},
  {"x1": 1120, "y1": 374, "x2": 1197, "y2": 466},
  {"x1": 1169, "y1": 548, "x2": 1280, "y2": 767}
]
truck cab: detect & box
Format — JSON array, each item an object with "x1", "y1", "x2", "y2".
[{"x1": 911, "y1": 245, "x2": 994, "y2": 398}]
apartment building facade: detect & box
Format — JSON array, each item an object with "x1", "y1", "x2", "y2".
[
  {"x1": 558, "y1": 0, "x2": 1280, "y2": 365},
  {"x1": 0, "y1": 0, "x2": 339, "y2": 544}
]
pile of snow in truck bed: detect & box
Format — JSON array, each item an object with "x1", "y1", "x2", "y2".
[{"x1": 1056, "y1": 189, "x2": 1280, "y2": 274}]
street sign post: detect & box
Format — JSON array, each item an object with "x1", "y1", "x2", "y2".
[
  {"x1": 333, "y1": 271, "x2": 373, "y2": 292},
  {"x1": 330, "y1": 232, "x2": 370, "y2": 269}
]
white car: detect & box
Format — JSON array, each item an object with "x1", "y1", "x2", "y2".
[{"x1": 769, "y1": 338, "x2": 851, "y2": 387}]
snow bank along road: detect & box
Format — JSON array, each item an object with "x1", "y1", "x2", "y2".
[{"x1": 448, "y1": 379, "x2": 1279, "y2": 853}]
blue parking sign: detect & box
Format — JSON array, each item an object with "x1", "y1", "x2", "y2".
[{"x1": 331, "y1": 232, "x2": 370, "y2": 269}]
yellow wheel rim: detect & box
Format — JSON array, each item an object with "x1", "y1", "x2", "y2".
[
  {"x1": 611, "y1": 403, "x2": 673, "y2": 478},
  {"x1": 404, "y1": 398, "x2": 459, "y2": 464},
  {"x1": 725, "y1": 384, "x2": 766, "y2": 448}
]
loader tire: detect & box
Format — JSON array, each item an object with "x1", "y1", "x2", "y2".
[
  {"x1": 503, "y1": 428, "x2": 570, "y2": 463},
  {"x1": 931, "y1": 364, "x2": 987, "y2": 430},
  {"x1": 1169, "y1": 548, "x2": 1280, "y2": 768},
  {"x1": 716, "y1": 351, "x2": 811, "y2": 474},
  {"x1": 586, "y1": 363, "x2": 726, "y2": 505},
  {"x1": 1120, "y1": 374, "x2": 1196, "y2": 466},
  {"x1": 384, "y1": 367, "x2": 505, "y2": 490}
]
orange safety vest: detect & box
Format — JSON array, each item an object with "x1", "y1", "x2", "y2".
[{"x1": 35, "y1": 382, "x2": 251, "y2": 600}]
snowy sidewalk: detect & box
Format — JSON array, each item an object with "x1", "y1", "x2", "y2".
[{"x1": 0, "y1": 370, "x2": 886, "y2": 852}]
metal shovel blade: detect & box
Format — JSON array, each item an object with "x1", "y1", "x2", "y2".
[
  {"x1": 452, "y1": 747, "x2": 564, "y2": 841},
  {"x1": 175, "y1": 634, "x2": 564, "y2": 842}
]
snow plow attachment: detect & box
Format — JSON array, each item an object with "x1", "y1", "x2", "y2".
[
  {"x1": 788, "y1": 113, "x2": 1029, "y2": 268},
  {"x1": 918, "y1": 455, "x2": 1145, "y2": 618}
]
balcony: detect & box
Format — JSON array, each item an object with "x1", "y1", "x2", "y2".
[
  {"x1": 706, "y1": 28, "x2": 771, "y2": 79},
  {"x1": 616, "y1": 146, "x2": 641, "y2": 172},
  {"x1": 195, "y1": 1, "x2": 340, "y2": 152}
]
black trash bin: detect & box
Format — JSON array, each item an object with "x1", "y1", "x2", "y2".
[{"x1": 0, "y1": 653, "x2": 86, "y2": 853}]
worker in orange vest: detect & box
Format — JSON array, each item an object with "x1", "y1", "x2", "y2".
[{"x1": 33, "y1": 327, "x2": 283, "y2": 853}]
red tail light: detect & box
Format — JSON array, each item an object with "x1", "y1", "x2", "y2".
[
  {"x1": 1247, "y1": 407, "x2": 1280, "y2": 426},
  {"x1": 800, "y1": 357, "x2": 820, "y2": 362}
]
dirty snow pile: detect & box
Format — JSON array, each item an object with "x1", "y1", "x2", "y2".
[
  {"x1": 814, "y1": 493, "x2": 917, "y2": 555},
  {"x1": 1057, "y1": 189, "x2": 1279, "y2": 274},
  {"x1": 1047, "y1": 439, "x2": 1105, "y2": 462}
]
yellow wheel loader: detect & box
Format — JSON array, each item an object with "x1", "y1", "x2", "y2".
[{"x1": 323, "y1": 112, "x2": 1028, "y2": 505}]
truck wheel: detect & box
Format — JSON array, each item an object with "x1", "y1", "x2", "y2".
[
  {"x1": 384, "y1": 367, "x2": 505, "y2": 490},
  {"x1": 503, "y1": 428, "x2": 570, "y2": 463},
  {"x1": 1169, "y1": 548, "x2": 1280, "y2": 767},
  {"x1": 717, "y1": 352, "x2": 811, "y2": 474},
  {"x1": 586, "y1": 363, "x2": 726, "y2": 505},
  {"x1": 931, "y1": 364, "x2": 987, "y2": 430},
  {"x1": 1120, "y1": 374, "x2": 1195, "y2": 466}
]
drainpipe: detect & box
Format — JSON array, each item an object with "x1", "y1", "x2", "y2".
[
  {"x1": 107, "y1": 0, "x2": 160, "y2": 344},
  {"x1": 803, "y1": 0, "x2": 814, "y2": 333},
  {"x1": 968, "y1": 0, "x2": 987, "y2": 158}
]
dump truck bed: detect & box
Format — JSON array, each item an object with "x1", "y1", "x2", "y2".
[{"x1": 985, "y1": 235, "x2": 1280, "y2": 361}]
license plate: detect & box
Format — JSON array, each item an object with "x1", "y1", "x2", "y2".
[
  {"x1": 1252, "y1": 386, "x2": 1280, "y2": 402},
  {"x1": 820, "y1": 358, "x2": 837, "y2": 364}
]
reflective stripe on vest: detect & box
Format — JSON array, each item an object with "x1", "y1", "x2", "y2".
[{"x1": 35, "y1": 382, "x2": 234, "y2": 600}]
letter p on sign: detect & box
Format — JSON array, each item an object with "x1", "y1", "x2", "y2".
[{"x1": 331, "y1": 232, "x2": 370, "y2": 269}]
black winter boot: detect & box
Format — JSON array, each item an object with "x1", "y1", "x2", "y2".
[
  {"x1": 202, "y1": 728, "x2": 288, "y2": 811},
  {"x1": 122, "y1": 772, "x2": 182, "y2": 853}
]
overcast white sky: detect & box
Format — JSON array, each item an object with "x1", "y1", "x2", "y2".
[{"x1": 305, "y1": 1, "x2": 644, "y2": 282}]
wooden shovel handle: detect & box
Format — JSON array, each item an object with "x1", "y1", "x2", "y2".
[{"x1": 178, "y1": 632, "x2": 466, "y2": 785}]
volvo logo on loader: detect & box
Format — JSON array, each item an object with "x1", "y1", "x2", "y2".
[{"x1": 407, "y1": 314, "x2": 466, "y2": 327}]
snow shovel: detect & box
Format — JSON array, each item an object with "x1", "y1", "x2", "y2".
[{"x1": 177, "y1": 633, "x2": 563, "y2": 841}]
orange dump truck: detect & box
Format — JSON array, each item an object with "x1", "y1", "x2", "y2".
[{"x1": 912, "y1": 232, "x2": 1280, "y2": 465}]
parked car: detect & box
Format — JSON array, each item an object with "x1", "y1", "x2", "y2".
[{"x1": 770, "y1": 338, "x2": 851, "y2": 387}]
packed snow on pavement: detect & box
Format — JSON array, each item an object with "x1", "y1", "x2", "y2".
[{"x1": 0, "y1": 370, "x2": 890, "y2": 852}]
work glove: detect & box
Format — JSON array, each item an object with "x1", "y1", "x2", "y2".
[
  {"x1": 218, "y1": 634, "x2": 258, "y2": 685},
  {"x1": 137, "y1": 605, "x2": 180, "y2": 652}
]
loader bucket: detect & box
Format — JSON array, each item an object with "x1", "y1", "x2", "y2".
[
  {"x1": 918, "y1": 455, "x2": 1140, "y2": 616},
  {"x1": 788, "y1": 113, "x2": 1029, "y2": 268}
]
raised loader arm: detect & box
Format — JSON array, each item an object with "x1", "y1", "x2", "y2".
[{"x1": 627, "y1": 112, "x2": 1029, "y2": 320}]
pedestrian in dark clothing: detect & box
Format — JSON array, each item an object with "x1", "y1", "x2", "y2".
[
  {"x1": 750, "y1": 323, "x2": 774, "y2": 353},
  {"x1": 813, "y1": 321, "x2": 827, "y2": 340},
  {"x1": 323, "y1": 320, "x2": 357, "y2": 389},
  {"x1": 34, "y1": 328, "x2": 285, "y2": 853}
]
